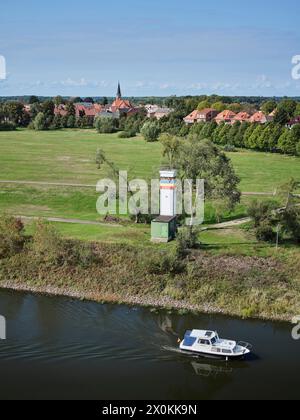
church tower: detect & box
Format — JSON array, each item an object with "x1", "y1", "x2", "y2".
[{"x1": 116, "y1": 82, "x2": 122, "y2": 99}]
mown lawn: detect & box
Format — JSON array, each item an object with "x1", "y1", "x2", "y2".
[
  {"x1": 0, "y1": 128, "x2": 299, "y2": 190},
  {"x1": 0, "y1": 128, "x2": 299, "y2": 249}
]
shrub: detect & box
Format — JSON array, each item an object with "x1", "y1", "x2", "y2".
[
  {"x1": 144, "y1": 251, "x2": 186, "y2": 276},
  {"x1": 30, "y1": 221, "x2": 64, "y2": 264},
  {"x1": 94, "y1": 116, "x2": 118, "y2": 134},
  {"x1": 255, "y1": 220, "x2": 276, "y2": 242},
  {"x1": 176, "y1": 227, "x2": 199, "y2": 255},
  {"x1": 223, "y1": 144, "x2": 236, "y2": 152},
  {"x1": 33, "y1": 112, "x2": 47, "y2": 130},
  {"x1": 118, "y1": 130, "x2": 136, "y2": 138},
  {"x1": 141, "y1": 121, "x2": 160, "y2": 142},
  {"x1": 30, "y1": 221, "x2": 95, "y2": 267},
  {"x1": 0, "y1": 122, "x2": 17, "y2": 131},
  {"x1": 0, "y1": 216, "x2": 25, "y2": 258}
]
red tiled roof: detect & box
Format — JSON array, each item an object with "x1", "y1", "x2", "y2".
[
  {"x1": 249, "y1": 111, "x2": 267, "y2": 123},
  {"x1": 215, "y1": 110, "x2": 236, "y2": 121},
  {"x1": 110, "y1": 97, "x2": 133, "y2": 111},
  {"x1": 234, "y1": 112, "x2": 250, "y2": 122},
  {"x1": 184, "y1": 110, "x2": 200, "y2": 121},
  {"x1": 75, "y1": 103, "x2": 103, "y2": 117}
]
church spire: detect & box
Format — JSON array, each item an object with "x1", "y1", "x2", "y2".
[{"x1": 117, "y1": 82, "x2": 122, "y2": 99}]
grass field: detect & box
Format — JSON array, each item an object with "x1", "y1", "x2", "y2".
[
  {"x1": 0, "y1": 128, "x2": 299, "y2": 247},
  {"x1": 0, "y1": 128, "x2": 299, "y2": 190}
]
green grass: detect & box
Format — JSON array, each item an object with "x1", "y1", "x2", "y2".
[
  {"x1": 228, "y1": 150, "x2": 300, "y2": 192},
  {"x1": 0, "y1": 129, "x2": 299, "y2": 190},
  {"x1": 0, "y1": 129, "x2": 299, "y2": 249},
  {"x1": 0, "y1": 128, "x2": 162, "y2": 183}
]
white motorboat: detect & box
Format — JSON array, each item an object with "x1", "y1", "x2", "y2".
[{"x1": 179, "y1": 330, "x2": 252, "y2": 360}]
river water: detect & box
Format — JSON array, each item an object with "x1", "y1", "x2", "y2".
[{"x1": 0, "y1": 289, "x2": 299, "y2": 400}]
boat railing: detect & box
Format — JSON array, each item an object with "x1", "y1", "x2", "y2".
[{"x1": 237, "y1": 341, "x2": 253, "y2": 353}]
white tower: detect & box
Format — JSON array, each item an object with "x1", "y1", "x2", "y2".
[{"x1": 160, "y1": 170, "x2": 177, "y2": 217}]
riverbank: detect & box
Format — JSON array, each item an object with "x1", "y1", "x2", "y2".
[{"x1": 0, "y1": 237, "x2": 299, "y2": 322}]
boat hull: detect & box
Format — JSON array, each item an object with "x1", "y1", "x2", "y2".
[{"x1": 179, "y1": 348, "x2": 250, "y2": 360}]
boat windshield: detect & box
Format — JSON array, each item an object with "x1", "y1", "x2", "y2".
[{"x1": 211, "y1": 337, "x2": 217, "y2": 345}]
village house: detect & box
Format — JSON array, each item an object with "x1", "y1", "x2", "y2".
[
  {"x1": 232, "y1": 111, "x2": 250, "y2": 124},
  {"x1": 148, "y1": 107, "x2": 173, "y2": 120},
  {"x1": 54, "y1": 102, "x2": 104, "y2": 119},
  {"x1": 286, "y1": 116, "x2": 300, "y2": 129},
  {"x1": 215, "y1": 110, "x2": 236, "y2": 125},
  {"x1": 268, "y1": 109, "x2": 276, "y2": 121},
  {"x1": 184, "y1": 108, "x2": 218, "y2": 124},
  {"x1": 249, "y1": 111, "x2": 268, "y2": 124}
]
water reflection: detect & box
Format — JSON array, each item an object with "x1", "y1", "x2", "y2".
[{"x1": 0, "y1": 289, "x2": 299, "y2": 400}]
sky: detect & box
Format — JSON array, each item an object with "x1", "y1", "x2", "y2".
[{"x1": 0, "y1": 0, "x2": 300, "y2": 97}]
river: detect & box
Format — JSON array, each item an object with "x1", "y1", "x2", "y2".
[{"x1": 0, "y1": 289, "x2": 299, "y2": 400}]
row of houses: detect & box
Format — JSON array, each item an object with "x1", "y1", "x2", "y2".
[{"x1": 183, "y1": 108, "x2": 277, "y2": 126}]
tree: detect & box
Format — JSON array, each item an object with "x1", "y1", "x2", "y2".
[
  {"x1": 3, "y1": 101, "x2": 29, "y2": 126},
  {"x1": 159, "y1": 133, "x2": 182, "y2": 168},
  {"x1": 228, "y1": 103, "x2": 242, "y2": 113},
  {"x1": 33, "y1": 112, "x2": 47, "y2": 130},
  {"x1": 102, "y1": 97, "x2": 108, "y2": 106},
  {"x1": 278, "y1": 129, "x2": 290, "y2": 154},
  {"x1": 84, "y1": 97, "x2": 94, "y2": 104},
  {"x1": 65, "y1": 101, "x2": 76, "y2": 116},
  {"x1": 294, "y1": 103, "x2": 300, "y2": 117},
  {"x1": 257, "y1": 123, "x2": 280, "y2": 151},
  {"x1": 278, "y1": 126, "x2": 300, "y2": 155},
  {"x1": 274, "y1": 108, "x2": 289, "y2": 125},
  {"x1": 54, "y1": 96, "x2": 64, "y2": 106},
  {"x1": 247, "y1": 124, "x2": 264, "y2": 149},
  {"x1": 175, "y1": 137, "x2": 241, "y2": 210},
  {"x1": 227, "y1": 122, "x2": 241, "y2": 146},
  {"x1": 197, "y1": 100, "x2": 211, "y2": 110},
  {"x1": 261, "y1": 100, "x2": 277, "y2": 115},
  {"x1": 72, "y1": 97, "x2": 83, "y2": 103},
  {"x1": 49, "y1": 114, "x2": 62, "y2": 130},
  {"x1": 28, "y1": 95, "x2": 40, "y2": 105},
  {"x1": 67, "y1": 115, "x2": 75, "y2": 128},
  {"x1": 277, "y1": 99, "x2": 297, "y2": 119},
  {"x1": 235, "y1": 122, "x2": 250, "y2": 147},
  {"x1": 141, "y1": 121, "x2": 160, "y2": 142},
  {"x1": 211, "y1": 101, "x2": 226, "y2": 112}
]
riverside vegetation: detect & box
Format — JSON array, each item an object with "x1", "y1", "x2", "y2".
[{"x1": 0, "y1": 216, "x2": 299, "y2": 321}]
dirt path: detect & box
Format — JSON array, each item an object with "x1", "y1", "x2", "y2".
[
  {"x1": 15, "y1": 215, "x2": 122, "y2": 228},
  {"x1": 0, "y1": 180, "x2": 95, "y2": 188},
  {"x1": 0, "y1": 180, "x2": 277, "y2": 196}
]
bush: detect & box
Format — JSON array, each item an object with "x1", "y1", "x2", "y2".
[
  {"x1": 30, "y1": 221, "x2": 95, "y2": 267},
  {"x1": 118, "y1": 130, "x2": 136, "y2": 138},
  {"x1": 0, "y1": 216, "x2": 25, "y2": 258},
  {"x1": 33, "y1": 112, "x2": 47, "y2": 130},
  {"x1": 176, "y1": 227, "x2": 199, "y2": 255},
  {"x1": 94, "y1": 116, "x2": 118, "y2": 134},
  {"x1": 141, "y1": 121, "x2": 160, "y2": 142},
  {"x1": 296, "y1": 142, "x2": 300, "y2": 157},
  {"x1": 255, "y1": 221, "x2": 276, "y2": 242},
  {"x1": 0, "y1": 122, "x2": 17, "y2": 131},
  {"x1": 223, "y1": 144, "x2": 236, "y2": 152},
  {"x1": 144, "y1": 251, "x2": 186, "y2": 276},
  {"x1": 30, "y1": 221, "x2": 64, "y2": 264}
]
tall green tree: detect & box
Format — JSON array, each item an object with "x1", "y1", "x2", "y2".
[
  {"x1": 141, "y1": 121, "x2": 160, "y2": 142},
  {"x1": 175, "y1": 137, "x2": 241, "y2": 210}
]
